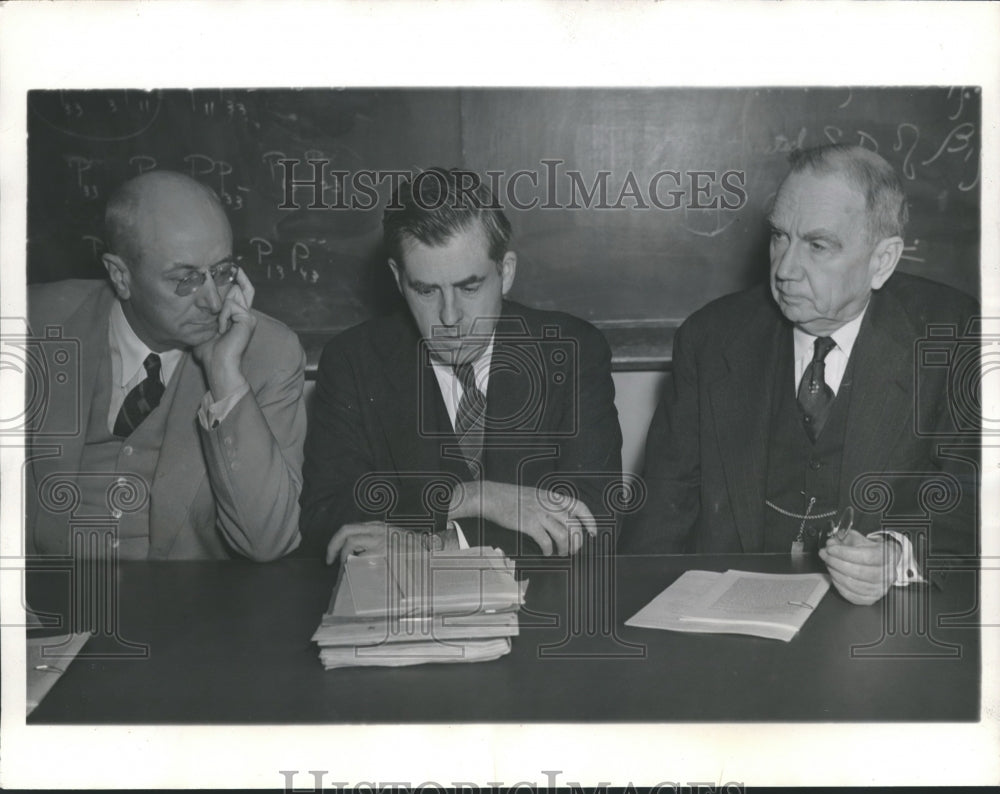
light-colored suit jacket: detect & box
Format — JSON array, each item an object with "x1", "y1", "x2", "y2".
[{"x1": 26, "y1": 280, "x2": 306, "y2": 560}]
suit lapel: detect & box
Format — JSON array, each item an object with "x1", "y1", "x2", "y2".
[
  {"x1": 376, "y1": 315, "x2": 468, "y2": 481},
  {"x1": 709, "y1": 302, "x2": 785, "y2": 551},
  {"x1": 484, "y1": 329, "x2": 544, "y2": 480},
  {"x1": 839, "y1": 289, "x2": 914, "y2": 509},
  {"x1": 32, "y1": 286, "x2": 113, "y2": 494}
]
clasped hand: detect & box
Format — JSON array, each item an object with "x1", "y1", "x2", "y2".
[{"x1": 819, "y1": 529, "x2": 901, "y2": 605}]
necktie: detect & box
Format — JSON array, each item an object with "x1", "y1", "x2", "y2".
[
  {"x1": 114, "y1": 353, "x2": 165, "y2": 438},
  {"x1": 797, "y1": 336, "x2": 836, "y2": 443},
  {"x1": 454, "y1": 362, "x2": 486, "y2": 475}
]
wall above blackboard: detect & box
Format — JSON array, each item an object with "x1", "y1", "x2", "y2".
[{"x1": 27, "y1": 87, "x2": 980, "y2": 369}]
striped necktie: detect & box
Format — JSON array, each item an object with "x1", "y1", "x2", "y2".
[
  {"x1": 114, "y1": 353, "x2": 165, "y2": 438},
  {"x1": 797, "y1": 336, "x2": 836, "y2": 443},
  {"x1": 454, "y1": 361, "x2": 486, "y2": 475}
]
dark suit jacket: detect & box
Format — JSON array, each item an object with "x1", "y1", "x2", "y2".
[
  {"x1": 626, "y1": 272, "x2": 979, "y2": 562},
  {"x1": 300, "y1": 301, "x2": 623, "y2": 557},
  {"x1": 26, "y1": 280, "x2": 307, "y2": 560}
]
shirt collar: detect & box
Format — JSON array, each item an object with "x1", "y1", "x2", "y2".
[
  {"x1": 792, "y1": 302, "x2": 868, "y2": 362},
  {"x1": 430, "y1": 335, "x2": 495, "y2": 391},
  {"x1": 109, "y1": 300, "x2": 183, "y2": 387}
]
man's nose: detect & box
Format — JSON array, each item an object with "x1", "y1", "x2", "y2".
[
  {"x1": 439, "y1": 290, "x2": 461, "y2": 326},
  {"x1": 772, "y1": 239, "x2": 801, "y2": 282},
  {"x1": 196, "y1": 275, "x2": 223, "y2": 313}
]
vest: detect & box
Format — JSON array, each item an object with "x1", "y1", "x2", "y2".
[
  {"x1": 763, "y1": 331, "x2": 855, "y2": 553},
  {"x1": 72, "y1": 351, "x2": 180, "y2": 559}
]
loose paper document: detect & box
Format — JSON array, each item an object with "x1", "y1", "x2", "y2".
[
  {"x1": 626, "y1": 569, "x2": 830, "y2": 642},
  {"x1": 26, "y1": 631, "x2": 90, "y2": 716}
]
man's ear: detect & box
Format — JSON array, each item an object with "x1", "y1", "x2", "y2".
[
  {"x1": 103, "y1": 253, "x2": 131, "y2": 300},
  {"x1": 870, "y1": 236, "x2": 903, "y2": 290},
  {"x1": 387, "y1": 258, "x2": 403, "y2": 294},
  {"x1": 499, "y1": 251, "x2": 517, "y2": 296}
]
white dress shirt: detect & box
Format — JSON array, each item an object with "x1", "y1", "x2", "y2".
[
  {"x1": 427, "y1": 337, "x2": 496, "y2": 550},
  {"x1": 792, "y1": 305, "x2": 922, "y2": 588},
  {"x1": 107, "y1": 300, "x2": 247, "y2": 434}
]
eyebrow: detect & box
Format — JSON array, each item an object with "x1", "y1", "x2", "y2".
[
  {"x1": 406, "y1": 274, "x2": 486, "y2": 290},
  {"x1": 802, "y1": 228, "x2": 842, "y2": 244},
  {"x1": 163, "y1": 256, "x2": 235, "y2": 275},
  {"x1": 766, "y1": 220, "x2": 841, "y2": 243}
]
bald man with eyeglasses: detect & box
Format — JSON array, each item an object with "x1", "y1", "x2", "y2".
[{"x1": 26, "y1": 170, "x2": 306, "y2": 561}]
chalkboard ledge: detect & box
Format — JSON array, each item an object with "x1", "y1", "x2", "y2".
[{"x1": 298, "y1": 321, "x2": 676, "y2": 379}]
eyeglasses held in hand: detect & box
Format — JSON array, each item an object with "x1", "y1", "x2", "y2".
[
  {"x1": 828, "y1": 505, "x2": 854, "y2": 542},
  {"x1": 174, "y1": 259, "x2": 240, "y2": 297}
]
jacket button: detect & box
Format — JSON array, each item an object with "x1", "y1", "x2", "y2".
[
  {"x1": 809, "y1": 459, "x2": 822, "y2": 471},
  {"x1": 122, "y1": 445, "x2": 133, "y2": 456}
]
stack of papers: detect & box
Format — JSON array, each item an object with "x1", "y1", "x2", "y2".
[
  {"x1": 313, "y1": 546, "x2": 527, "y2": 669},
  {"x1": 626, "y1": 569, "x2": 830, "y2": 642}
]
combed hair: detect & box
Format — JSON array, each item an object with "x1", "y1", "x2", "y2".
[
  {"x1": 383, "y1": 167, "x2": 512, "y2": 268},
  {"x1": 788, "y1": 143, "x2": 908, "y2": 242}
]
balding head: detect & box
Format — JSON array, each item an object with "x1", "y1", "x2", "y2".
[{"x1": 105, "y1": 171, "x2": 230, "y2": 269}]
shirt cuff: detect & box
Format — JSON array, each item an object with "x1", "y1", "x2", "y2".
[
  {"x1": 868, "y1": 530, "x2": 926, "y2": 587},
  {"x1": 450, "y1": 520, "x2": 470, "y2": 549},
  {"x1": 197, "y1": 383, "x2": 250, "y2": 431}
]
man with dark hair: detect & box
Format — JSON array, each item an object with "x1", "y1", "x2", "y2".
[
  {"x1": 629, "y1": 144, "x2": 978, "y2": 604},
  {"x1": 27, "y1": 170, "x2": 306, "y2": 560},
  {"x1": 301, "y1": 167, "x2": 623, "y2": 562}
]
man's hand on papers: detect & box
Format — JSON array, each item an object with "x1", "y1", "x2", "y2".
[
  {"x1": 325, "y1": 521, "x2": 462, "y2": 565},
  {"x1": 450, "y1": 480, "x2": 596, "y2": 556},
  {"x1": 326, "y1": 521, "x2": 409, "y2": 565},
  {"x1": 819, "y1": 530, "x2": 901, "y2": 605}
]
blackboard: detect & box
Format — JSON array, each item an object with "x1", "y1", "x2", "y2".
[{"x1": 27, "y1": 88, "x2": 980, "y2": 368}]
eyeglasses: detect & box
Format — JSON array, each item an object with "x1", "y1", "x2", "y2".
[{"x1": 174, "y1": 259, "x2": 240, "y2": 297}]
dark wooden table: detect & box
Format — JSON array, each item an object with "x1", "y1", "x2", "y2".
[{"x1": 26, "y1": 553, "x2": 980, "y2": 723}]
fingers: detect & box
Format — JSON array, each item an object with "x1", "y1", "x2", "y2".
[
  {"x1": 233, "y1": 265, "x2": 255, "y2": 308},
  {"x1": 218, "y1": 275, "x2": 257, "y2": 339},
  {"x1": 819, "y1": 538, "x2": 898, "y2": 605},
  {"x1": 567, "y1": 517, "x2": 586, "y2": 555},
  {"x1": 325, "y1": 522, "x2": 387, "y2": 565},
  {"x1": 823, "y1": 564, "x2": 887, "y2": 605},
  {"x1": 823, "y1": 532, "x2": 899, "y2": 569},
  {"x1": 567, "y1": 498, "x2": 597, "y2": 537},
  {"x1": 527, "y1": 514, "x2": 557, "y2": 556}
]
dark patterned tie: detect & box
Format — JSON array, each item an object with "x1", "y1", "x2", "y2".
[
  {"x1": 454, "y1": 362, "x2": 486, "y2": 475},
  {"x1": 114, "y1": 353, "x2": 165, "y2": 438},
  {"x1": 797, "y1": 336, "x2": 837, "y2": 443}
]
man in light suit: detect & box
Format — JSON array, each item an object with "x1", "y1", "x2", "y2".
[
  {"x1": 629, "y1": 144, "x2": 978, "y2": 604},
  {"x1": 301, "y1": 168, "x2": 622, "y2": 562},
  {"x1": 26, "y1": 171, "x2": 306, "y2": 560}
]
